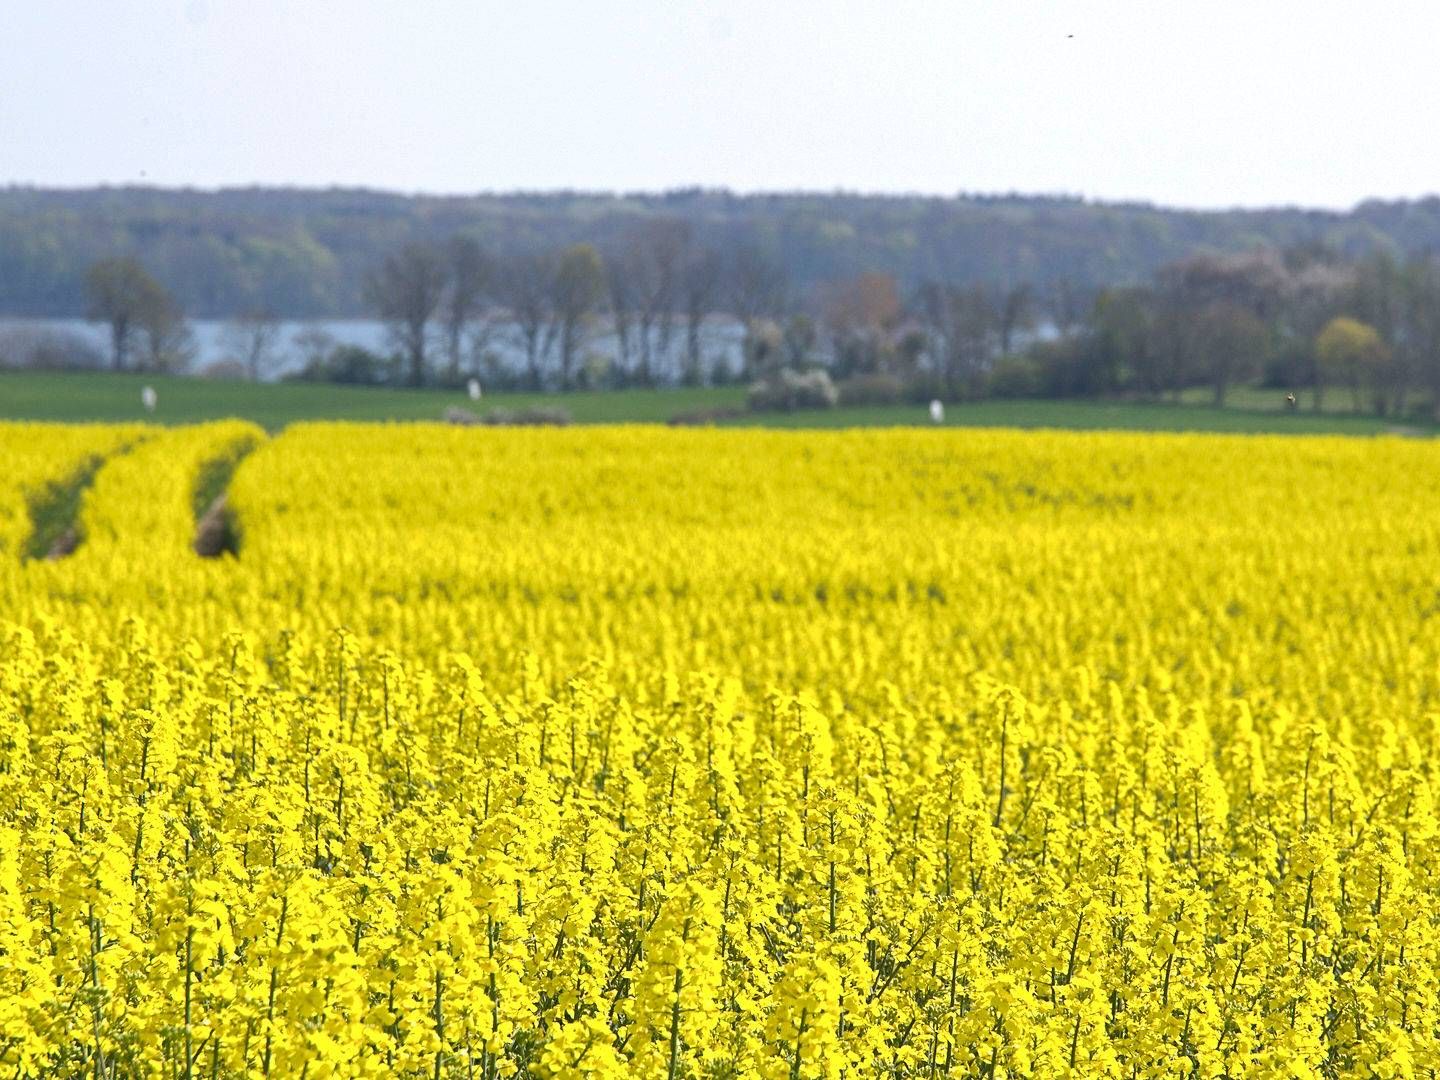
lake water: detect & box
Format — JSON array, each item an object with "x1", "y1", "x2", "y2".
[{"x1": 0, "y1": 316, "x2": 748, "y2": 384}]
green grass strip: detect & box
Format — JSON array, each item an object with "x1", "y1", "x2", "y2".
[{"x1": 24, "y1": 454, "x2": 107, "y2": 560}]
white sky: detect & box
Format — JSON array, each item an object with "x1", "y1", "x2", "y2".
[{"x1": 2, "y1": 1, "x2": 1437, "y2": 210}]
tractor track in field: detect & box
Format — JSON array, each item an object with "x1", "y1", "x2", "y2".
[
  {"x1": 24, "y1": 438, "x2": 146, "y2": 561},
  {"x1": 191, "y1": 436, "x2": 262, "y2": 557}
]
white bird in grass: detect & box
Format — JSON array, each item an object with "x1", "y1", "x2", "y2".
[
  {"x1": 467, "y1": 378, "x2": 482, "y2": 402},
  {"x1": 929, "y1": 399, "x2": 945, "y2": 424},
  {"x1": 141, "y1": 386, "x2": 157, "y2": 414}
]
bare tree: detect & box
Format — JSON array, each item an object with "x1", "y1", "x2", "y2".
[
  {"x1": 363, "y1": 242, "x2": 447, "y2": 386},
  {"x1": 1404, "y1": 256, "x2": 1440, "y2": 419},
  {"x1": 86, "y1": 257, "x2": 165, "y2": 371},
  {"x1": 442, "y1": 236, "x2": 492, "y2": 384},
  {"x1": 821, "y1": 272, "x2": 900, "y2": 376},
  {"x1": 225, "y1": 308, "x2": 282, "y2": 381},
  {"x1": 729, "y1": 245, "x2": 790, "y2": 378},
  {"x1": 626, "y1": 220, "x2": 689, "y2": 385},
  {"x1": 497, "y1": 251, "x2": 558, "y2": 389},
  {"x1": 995, "y1": 283, "x2": 1036, "y2": 356},
  {"x1": 292, "y1": 324, "x2": 337, "y2": 376},
  {"x1": 783, "y1": 314, "x2": 817, "y2": 369},
  {"x1": 680, "y1": 247, "x2": 723, "y2": 384},
  {"x1": 729, "y1": 245, "x2": 789, "y2": 325},
  {"x1": 1044, "y1": 278, "x2": 1097, "y2": 337},
  {"x1": 917, "y1": 282, "x2": 996, "y2": 399},
  {"x1": 549, "y1": 244, "x2": 607, "y2": 390},
  {"x1": 1285, "y1": 256, "x2": 1354, "y2": 408},
  {"x1": 604, "y1": 247, "x2": 638, "y2": 381},
  {"x1": 1158, "y1": 250, "x2": 1289, "y2": 322},
  {"x1": 135, "y1": 281, "x2": 194, "y2": 373}
]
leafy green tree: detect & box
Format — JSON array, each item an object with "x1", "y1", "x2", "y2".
[
  {"x1": 1090, "y1": 287, "x2": 1155, "y2": 396},
  {"x1": 1315, "y1": 316, "x2": 1388, "y2": 413},
  {"x1": 1194, "y1": 302, "x2": 1268, "y2": 407}
]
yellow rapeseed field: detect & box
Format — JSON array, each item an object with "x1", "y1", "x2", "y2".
[{"x1": 2, "y1": 420, "x2": 1440, "y2": 1078}]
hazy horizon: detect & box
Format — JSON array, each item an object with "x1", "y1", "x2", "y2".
[
  {"x1": 7, "y1": 1, "x2": 1440, "y2": 212},
  {"x1": 4, "y1": 179, "x2": 1431, "y2": 218}
]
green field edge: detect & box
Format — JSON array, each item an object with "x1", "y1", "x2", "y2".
[{"x1": 0, "y1": 371, "x2": 1433, "y2": 437}]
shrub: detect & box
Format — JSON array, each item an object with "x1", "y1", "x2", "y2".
[
  {"x1": 0, "y1": 324, "x2": 105, "y2": 371},
  {"x1": 443, "y1": 406, "x2": 480, "y2": 425},
  {"x1": 668, "y1": 407, "x2": 746, "y2": 426},
  {"x1": 198, "y1": 358, "x2": 249, "y2": 381},
  {"x1": 448, "y1": 405, "x2": 572, "y2": 426},
  {"x1": 986, "y1": 356, "x2": 1042, "y2": 399},
  {"x1": 1027, "y1": 336, "x2": 1109, "y2": 398},
  {"x1": 836, "y1": 372, "x2": 906, "y2": 407},
  {"x1": 481, "y1": 405, "x2": 572, "y2": 426},
  {"x1": 287, "y1": 344, "x2": 395, "y2": 386},
  {"x1": 746, "y1": 369, "x2": 838, "y2": 412}
]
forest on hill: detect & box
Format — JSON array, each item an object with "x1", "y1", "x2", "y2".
[{"x1": 5, "y1": 185, "x2": 1440, "y2": 318}]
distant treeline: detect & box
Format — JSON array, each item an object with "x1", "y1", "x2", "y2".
[
  {"x1": 45, "y1": 226, "x2": 1440, "y2": 422},
  {"x1": 6, "y1": 185, "x2": 1440, "y2": 318}
]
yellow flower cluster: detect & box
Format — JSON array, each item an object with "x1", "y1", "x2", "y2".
[{"x1": 1, "y1": 421, "x2": 1439, "y2": 1077}]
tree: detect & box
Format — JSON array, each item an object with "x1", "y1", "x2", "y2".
[
  {"x1": 1158, "y1": 250, "x2": 1289, "y2": 323},
  {"x1": 741, "y1": 319, "x2": 784, "y2": 377},
  {"x1": 85, "y1": 257, "x2": 165, "y2": 372},
  {"x1": 821, "y1": 273, "x2": 900, "y2": 377},
  {"x1": 620, "y1": 220, "x2": 689, "y2": 385},
  {"x1": 916, "y1": 282, "x2": 996, "y2": 399},
  {"x1": 1153, "y1": 251, "x2": 1287, "y2": 404},
  {"x1": 1346, "y1": 253, "x2": 1407, "y2": 414},
  {"x1": 137, "y1": 297, "x2": 194, "y2": 372},
  {"x1": 1283, "y1": 255, "x2": 1354, "y2": 407},
  {"x1": 1403, "y1": 256, "x2": 1440, "y2": 420},
  {"x1": 224, "y1": 308, "x2": 282, "y2": 381},
  {"x1": 441, "y1": 236, "x2": 492, "y2": 384},
  {"x1": 1149, "y1": 307, "x2": 1199, "y2": 401},
  {"x1": 549, "y1": 245, "x2": 606, "y2": 390},
  {"x1": 782, "y1": 315, "x2": 817, "y2": 369},
  {"x1": 497, "y1": 251, "x2": 557, "y2": 390},
  {"x1": 1091, "y1": 287, "x2": 1157, "y2": 396},
  {"x1": 604, "y1": 246, "x2": 638, "y2": 382},
  {"x1": 363, "y1": 243, "x2": 447, "y2": 387},
  {"x1": 291, "y1": 324, "x2": 337, "y2": 375},
  {"x1": 1315, "y1": 316, "x2": 1388, "y2": 412},
  {"x1": 679, "y1": 248, "x2": 723, "y2": 385},
  {"x1": 995, "y1": 283, "x2": 1036, "y2": 357},
  {"x1": 1045, "y1": 278, "x2": 1097, "y2": 337},
  {"x1": 729, "y1": 246, "x2": 790, "y2": 377},
  {"x1": 1193, "y1": 302, "x2": 1268, "y2": 406}
]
